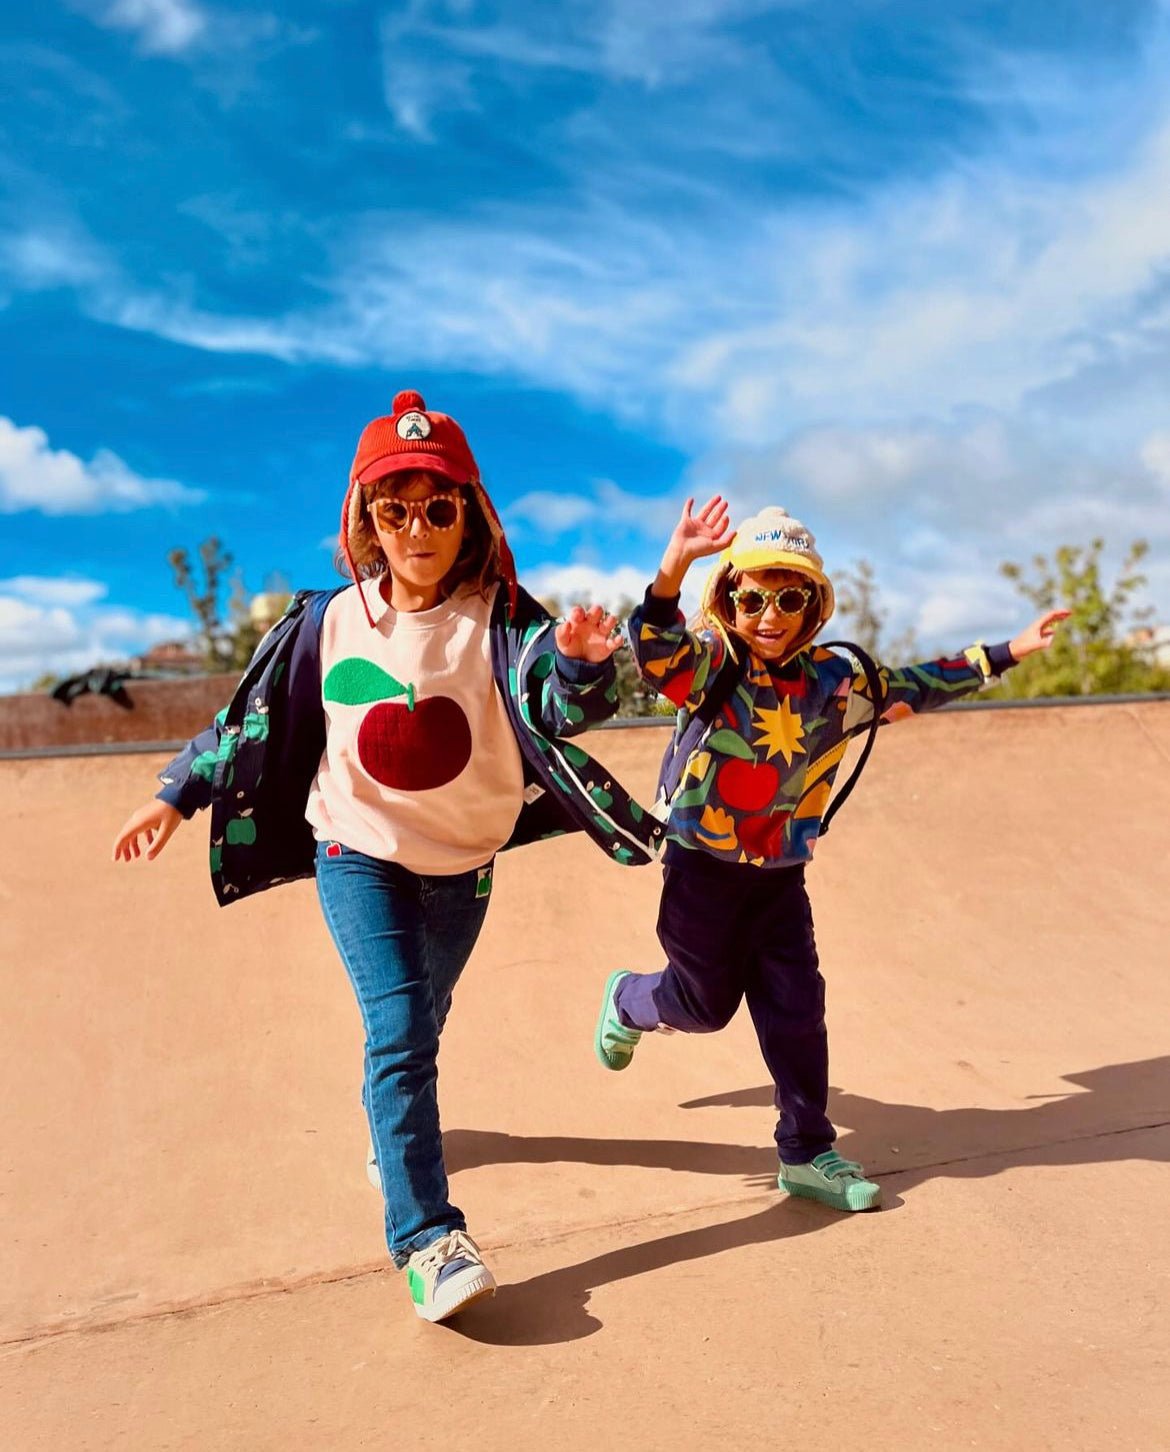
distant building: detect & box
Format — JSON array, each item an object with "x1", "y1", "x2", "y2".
[
  {"x1": 1125, "y1": 625, "x2": 1170, "y2": 668},
  {"x1": 249, "y1": 592, "x2": 292, "y2": 633},
  {"x1": 132, "y1": 640, "x2": 205, "y2": 675}
]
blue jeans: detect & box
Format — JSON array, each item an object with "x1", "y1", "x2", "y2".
[{"x1": 315, "y1": 842, "x2": 492, "y2": 1267}]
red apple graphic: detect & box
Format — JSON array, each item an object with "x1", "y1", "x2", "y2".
[
  {"x1": 358, "y1": 694, "x2": 471, "y2": 790},
  {"x1": 324, "y1": 659, "x2": 471, "y2": 792},
  {"x1": 738, "y1": 810, "x2": 791, "y2": 859},
  {"x1": 717, "y1": 757, "x2": 779, "y2": 812}
]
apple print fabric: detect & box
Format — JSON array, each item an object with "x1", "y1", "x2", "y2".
[
  {"x1": 157, "y1": 579, "x2": 666, "y2": 906},
  {"x1": 631, "y1": 587, "x2": 1015, "y2": 869},
  {"x1": 305, "y1": 584, "x2": 528, "y2": 876}
]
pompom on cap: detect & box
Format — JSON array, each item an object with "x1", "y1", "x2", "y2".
[{"x1": 349, "y1": 389, "x2": 477, "y2": 487}]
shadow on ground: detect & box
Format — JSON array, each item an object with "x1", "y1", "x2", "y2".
[
  {"x1": 444, "y1": 1055, "x2": 1170, "y2": 1346},
  {"x1": 451, "y1": 1197, "x2": 826, "y2": 1346}
]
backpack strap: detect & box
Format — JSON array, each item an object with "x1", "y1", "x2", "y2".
[
  {"x1": 656, "y1": 651, "x2": 741, "y2": 805},
  {"x1": 817, "y1": 640, "x2": 883, "y2": 836}
]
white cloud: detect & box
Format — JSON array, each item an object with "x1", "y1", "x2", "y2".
[
  {"x1": 63, "y1": 104, "x2": 1170, "y2": 468},
  {"x1": 0, "y1": 418, "x2": 203, "y2": 515},
  {"x1": 0, "y1": 578, "x2": 190, "y2": 693},
  {"x1": 375, "y1": 0, "x2": 813, "y2": 137},
  {"x1": 1141, "y1": 431, "x2": 1170, "y2": 490},
  {"x1": 506, "y1": 491, "x2": 595, "y2": 536},
  {"x1": 506, "y1": 479, "x2": 679, "y2": 539},
  {"x1": 908, "y1": 569, "x2": 1023, "y2": 645},
  {"x1": 0, "y1": 576, "x2": 108, "y2": 607},
  {"x1": 523, "y1": 562, "x2": 653, "y2": 613},
  {"x1": 0, "y1": 226, "x2": 107, "y2": 290},
  {"x1": 97, "y1": 0, "x2": 207, "y2": 55},
  {"x1": 667, "y1": 119, "x2": 1170, "y2": 443}
]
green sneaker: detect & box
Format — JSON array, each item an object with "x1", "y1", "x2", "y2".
[
  {"x1": 405, "y1": 1230, "x2": 496, "y2": 1323},
  {"x1": 778, "y1": 1150, "x2": 882, "y2": 1211},
  {"x1": 594, "y1": 970, "x2": 642, "y2": 1070}
]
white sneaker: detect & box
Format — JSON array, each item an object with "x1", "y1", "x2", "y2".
[{"x1": 406, "y1": 1230, "x2": 496, "y2": 1322}]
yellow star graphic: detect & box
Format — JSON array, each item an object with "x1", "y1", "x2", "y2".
[{"x1": 752, "y1": 698, "x2": 807, "y2": 766}]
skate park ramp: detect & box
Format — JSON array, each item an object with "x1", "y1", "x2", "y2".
[{"x1": 3, "y1": 699, "x2": 1168, "y2": 1450}]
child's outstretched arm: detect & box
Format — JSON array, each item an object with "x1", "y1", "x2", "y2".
[
  {"x1": 522, "y1": 601, "x2": 624, "y2": 739},
  {"x1": 629, "y1": 495, "x2": 737, "y2": 711},
  {"x1": 837, "y1": 608, "x2": 1069, "y2": 727},
  {"x1": 112, "y1": 590, "x2": 322, "y2": 864},
  {"x1": 111, "y1": 709, "x2": 227, "y2": 862},
  {"x1": 112, "y1": 799, "x2": 183, "y2": 862}
]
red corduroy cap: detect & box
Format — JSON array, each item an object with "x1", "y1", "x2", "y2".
[
  {"x1": 340, "y1": 389, "x2": 518, "y2": 626},
  {"x1": 350, "y1": 389, "x2": 479, "y2": 487}
]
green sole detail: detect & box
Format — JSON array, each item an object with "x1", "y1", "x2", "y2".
[
  {"x1": 594, "y1": 970, "x2": 639, "y2": 1071},
  {"x1": 778, "y1": 1176, "x2": 882, "y2": 1212}
]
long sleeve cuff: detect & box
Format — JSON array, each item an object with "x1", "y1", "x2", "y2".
[
  {"x1": 638, "y1": 584, "x2": 684, "y2": 626},
  {"x1": 554, "y1": 650, "x2": 611, "y2": 685},
  {"x1": 986, "y1": 641, "x2": 1016, "y2": 675},
  {"x1": 155, "y1": 781, "x2": 201, "y2": 820}
]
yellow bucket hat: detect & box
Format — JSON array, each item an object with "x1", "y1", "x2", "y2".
[{"x1": 700, "y1": 507, "x2": 835, "y2": 662}]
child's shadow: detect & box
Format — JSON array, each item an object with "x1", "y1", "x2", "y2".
[
  {"x1": 445, "y1": 1055, "x2": 1170, "y2": 1346},
  {"x1": 451, "y1": 1196, "x2": 827, "y2": 1347},
  {"x1": 680, "y1": 1054, "x2": 1170, "y2": 1192}
]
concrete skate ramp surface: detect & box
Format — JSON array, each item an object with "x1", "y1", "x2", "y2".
[{"x1": 3, "y1": 701, "x2": 1169, "y2": 1450}]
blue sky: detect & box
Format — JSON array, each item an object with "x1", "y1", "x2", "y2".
[{"x1": 2, "y1": 0, "x2": 1169, "y2": 690}]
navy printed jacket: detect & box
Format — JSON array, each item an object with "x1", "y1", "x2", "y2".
[{"x1": 158, "y1": 584, "x2": 665, "y2": 904}]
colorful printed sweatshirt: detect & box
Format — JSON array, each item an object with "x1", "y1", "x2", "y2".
[
  {"x1": 631, "y1": 588, "x2": 1016, "y2": 869},
  {"x1": 157, "y1": 582, "x2": 665, "y2": 905}
]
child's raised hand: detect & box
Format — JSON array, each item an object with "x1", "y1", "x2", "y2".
[
  {"x1": 668, "y1": 495, "x2": 736, "y2": 567},
  {"x1": 653, "y1": 495, "x2": 737, "y2": 597},
  {"x1": 112, "y1": 800, "x2": 182, "y2": 863},
  {"x1": 1009, "y1": 609, "x2": 1071, "y2": 661},
  {"x1": 556, "y1": 604, "x2": 623, "y2": 662}
]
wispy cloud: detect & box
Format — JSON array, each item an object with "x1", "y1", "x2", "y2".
[
  {"x1": 0, "y1": 417, "x2": 203, "y2": 514},
  {"x1": 506, "y1": 479, "x2": 678, "y2": 538},
  {"x1": 376, "y1": 0, "x2": 820, "y2": 139},
  {"x1": 93, "y1": 0, "x2": 208, "y2": 55},
  {"x1": 0, "y1": 224, "x2": 107, "y2": 290},
  {"x1": 43, "y1": 98, "x2": 1169, "y2": 459}
]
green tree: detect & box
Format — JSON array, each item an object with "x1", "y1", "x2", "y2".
[
  {"x1": 991, "y1": 539, "x2": 1170, "y2": 698},
  {"x1": 169, "y1": 539, "x2": 290, "y2": 672},
  {"x1": 168, "y1": 537, "x2": 234, "y2": 671}
]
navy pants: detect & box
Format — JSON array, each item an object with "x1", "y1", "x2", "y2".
[{"x1": 614, "y1": 850, "x2": 835, "y2": 1164}]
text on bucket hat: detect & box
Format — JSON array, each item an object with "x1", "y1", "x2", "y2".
[{"x1": 700, "y1": 507, "x2": 835, "y2": 660}]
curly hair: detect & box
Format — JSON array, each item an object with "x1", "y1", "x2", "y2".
[{"x1": 337, "y1": 476, "x2": 503, "y2": 601}]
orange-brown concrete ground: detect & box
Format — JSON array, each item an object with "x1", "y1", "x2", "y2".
[{"x1": 2, "y1": 702, "x2": 1169, "y2": 1450}]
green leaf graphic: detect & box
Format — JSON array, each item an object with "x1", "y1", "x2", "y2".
[
  {"x1": 323, "y1": 658, "x2": 413, "y2": 707},
  {"x1": 705, "y1": 729, "x2": 756, "y2": 761},
  {"x1": 673, "y1": 759, "x2": 718, "y2": 811}
]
